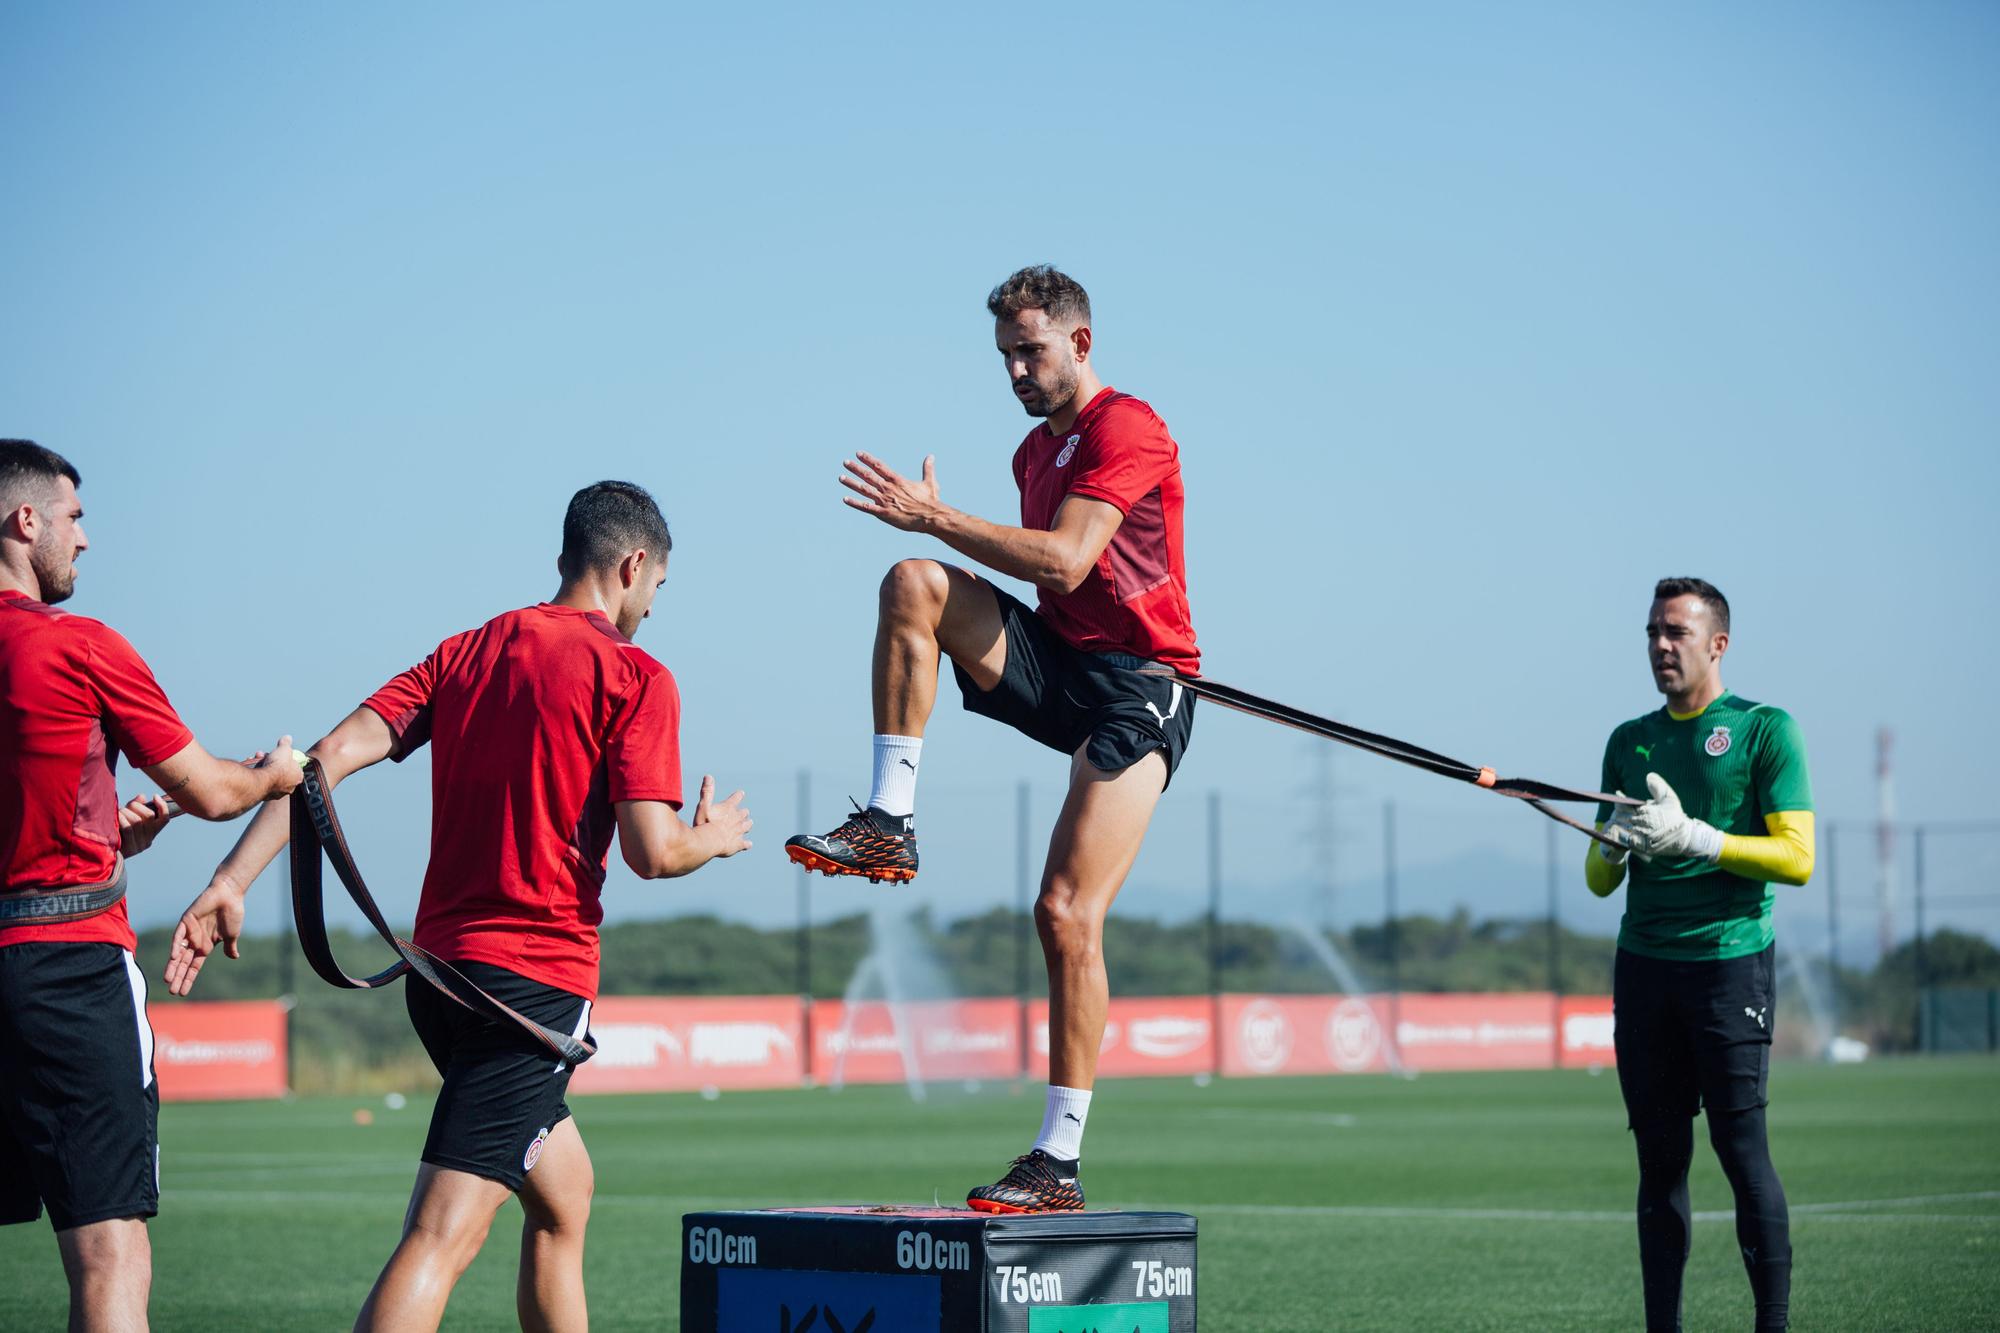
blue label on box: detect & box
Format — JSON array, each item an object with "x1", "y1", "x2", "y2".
[{"x1": 717, "y1": 1267, "x2": 942, "y2": 1332}]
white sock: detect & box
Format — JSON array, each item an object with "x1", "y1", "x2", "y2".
[
  {"x1": 868, "y1": 735, "x2": 923, "y2": 818},
  {"x1": 1032, "y1": 1084, "x2": 1092, "y2": 1163}
]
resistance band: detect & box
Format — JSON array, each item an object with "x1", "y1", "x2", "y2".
[
  {"x1": 289, "y1": 758, "x2": 594, "y2": 1065},
  {"x1": 1154, "y1": 671, "x2": 1637, "y2": 847}
]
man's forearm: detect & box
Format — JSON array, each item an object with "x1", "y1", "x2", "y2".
[
  {"x1": 925, "y1": 507, "x2": 1083, "y2": 593},
  {"x1": 618, "y1": 801, "x2": 729, "y2": 880},
  {"x1": 654, "y1": 822, "x2": 723, "y2": 878},
  {"x1": 218, "y1": 762, "x2": 293, "y2": 819},
  {"x1": 171, "y1": 756, "x2": 289, "y2": 821},
  {"x1": 641, "y1": 818, "x2": 737, "y2": 879},
  {"x1": 205, "y1": 711, "x2": 395, "y2": 895},
  {"x1": 1584, "y1": 835, "x2": 1627, "y2": 897},
  {"x1": 209, "y1": 797, "x2": 294, "y2": 896}
]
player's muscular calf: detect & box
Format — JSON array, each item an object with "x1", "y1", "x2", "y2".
[
  {"x1": 57, "y1": 1218, "x2": 151, "y2": 1333},
  {"x1": 1038, "y1": 750, "x2": 1168, "y2": 1089}
]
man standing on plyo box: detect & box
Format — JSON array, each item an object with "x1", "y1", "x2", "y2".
[
  {"x1": 786, "y1": 266, "x2": 1198, "y2": 1213},
  {"x1": 170, "y1": 480, "x2": 752, "y2": 1331},
  {"x1": 1589, "y1": 577, "x2": 1813, "y2": 1333},
  {"x1": 0, "y1": 439, "x2": 304, "y2": 1331}
]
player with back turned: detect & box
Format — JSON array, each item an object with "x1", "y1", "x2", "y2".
[
  {"x1": 169, "y1": 480, "x2": 752, "y2": 1332},
  {"x1": 0, "y1": 439, "x2": 303, "y2": 1332},
  {"x1": 1591, "y1": 577, "x2": 1813, "y2": 1333}
]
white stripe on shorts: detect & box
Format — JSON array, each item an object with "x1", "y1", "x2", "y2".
[
  {"x1": 122, "y1": 950, "x2": 155, "y2": 1090},
  {"x1": 555, "y1": 999, "x2": 592, "y2": 1073}
]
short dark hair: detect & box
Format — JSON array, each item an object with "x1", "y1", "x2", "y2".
[
  {"x1": 1654, "y1": 577, "x2": 1730, "y2": 634},
  {"x1": 0, "y1": 439, "x2": 81, "y2": 511},
  {"x1": 987, "y1": 265, "x2": 1091, "y2": 327},
  {"x1": 560, "y1": 480, "x2": 672, "y2": 580}
]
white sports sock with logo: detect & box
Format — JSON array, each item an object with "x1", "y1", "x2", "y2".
[
  {"x1": 1032, "y1": 1084, "x2": 1093, "y2": 1163},
  {"x1": 868, "y1": 735, "x2": 923, "y2": 818}
]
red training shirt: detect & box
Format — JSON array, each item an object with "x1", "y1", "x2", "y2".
[
  {"x1": 362, "y1": 603, "x2": 683, "y2": 1001},
  {"x1": 1, "y1": 589, "x2": 194, "y2": 951},
  {"x1": 1012, "y1": 387, "x2": 1199, "y2": 674}
]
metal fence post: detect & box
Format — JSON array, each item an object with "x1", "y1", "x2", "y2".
[
  {"x1": 1825, "y1": 826, "x2": 1840, "y2": 1037},
  {"x1": 796, "y1": 767, "x2": 812, "y2": 1084},
  {"x1": 1914, "y1": 826, "x2": 1928, "y2": 1051},
  {"x1": 1017, "y1": 781, "x2": 1031, "y2": 1079},
  {"x1": 1547, "y1": 819, "x2": 1561, "y2": 1069},
  {"x1": 1384, "y1": 801, "x2": 1400, "y2": 1051},
  {"x1": 280, "y1": 849, "x2": 297, "y2": 1094},
  {"x1": 1207, "y1": 791, "x2": 1223, "y2": 1078}
]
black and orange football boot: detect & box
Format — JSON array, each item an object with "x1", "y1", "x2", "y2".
[
  {"x1": 965, "y1": 1150, "x2": 1085, "y2": 1214},
  {"x1": 783, "y1": 801, "x2": 920, "y2": 884}
]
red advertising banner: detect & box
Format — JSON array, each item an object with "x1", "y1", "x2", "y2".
[
  {"x1": 1558, "y1": 996, "x2": 1618, "y2": 1068},
  {"x1": 149, "y1": 1001, "x2": 287, "y2": 1102},
  {"x1": 810, "y1": 998, "x2": 1020, "y2": 1086},
  {"x1": 1219, "y1": 993, "x2": 1611, "y2": 1076},
  {"x1": 570, "y1": 996, "x2": 804, "y2": 1095},
  {"x1": 439, "y1": 991, "x2": 1612, "y2": 1096},
  {"x1": 1027, "y1": 997, "x2": 1216, "y2": 1079},
  {"x1": 140, "y1": 991, "x2": 1616, "y2": 1102},
  {"x1": 1221, "y1": 994, "x2": 1395, "y2": 1077},
  {"x1": 1390, "y1": 993, "x2": 1558, "y2": 1072}
]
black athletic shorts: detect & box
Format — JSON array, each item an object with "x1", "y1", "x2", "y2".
[
  {"x1": 953, "y1": 586, "x2": 1196, "y2": 787},
  {"x1": 405, "y1": 961, "x2": 593, "y2": 1192},
  {"x1": 0, "y1": 942, "x2": 160, "y2": 1231},
  {"x1": 1613, "y1": 944, "x2": 1776, "y2": 1127}
]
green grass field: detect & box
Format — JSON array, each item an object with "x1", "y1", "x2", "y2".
[{"x1": 2, "y1": 1058, "x2": 1995, "y2": 1330}]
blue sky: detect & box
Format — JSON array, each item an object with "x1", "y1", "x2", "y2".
[{"x1": 4, "y1": 3, "x2": 1995, "y2": 961}]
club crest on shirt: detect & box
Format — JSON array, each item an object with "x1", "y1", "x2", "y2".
[
  {"x1": 523, "y1": 1126, "x2": 551, "y2": 1171},
  {"x1": 1705, "y1": 726, "x2": 1732, "y2": 757},
  {"x1": 1055, "y1": 434, "x2": 1080, "y2": 467}
]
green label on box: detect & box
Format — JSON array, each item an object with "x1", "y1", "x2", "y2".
[{"x1": 1027, "y1": 1300, "x2": 1170, "y2": 1333}]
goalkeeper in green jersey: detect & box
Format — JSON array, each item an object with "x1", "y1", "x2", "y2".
[{"x1": 1590, "y1": 577, "x2": 1813, "y2": 1333}]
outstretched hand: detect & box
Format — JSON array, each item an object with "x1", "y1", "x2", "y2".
[
  {"x1": 165, "y1": 879, "x2": 247, "y2": 997},
  {"x1": 692, "y1": 774, "x2": 754, "y2": 858},
  {"x1": 841, "y1": 452, "x2": 944, "y2": 532}
]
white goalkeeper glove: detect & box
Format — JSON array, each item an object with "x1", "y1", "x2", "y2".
[
  {"x1": 1630, "y1": 772, "x2": 1725, "y2": 863},
  {"x1": 1595, "y1": 801, "x2": 1643, "y2": 865}
]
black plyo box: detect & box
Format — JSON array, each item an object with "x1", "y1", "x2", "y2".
[{"x1": 681, "y1": 1206, "x2": 1197, "y2": 1332}]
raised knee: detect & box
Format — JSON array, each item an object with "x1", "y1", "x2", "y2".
[{"x1": 880, "y1": 559, "x2": 947, "y2": 617}]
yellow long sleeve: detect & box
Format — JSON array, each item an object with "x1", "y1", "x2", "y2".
[
  {"x1": 1584, "y1": 829, "x2": 1627, "y2": 897},
  {"x1": 1717, "y1": 811, "x2": 1815, "y2": 886}
]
